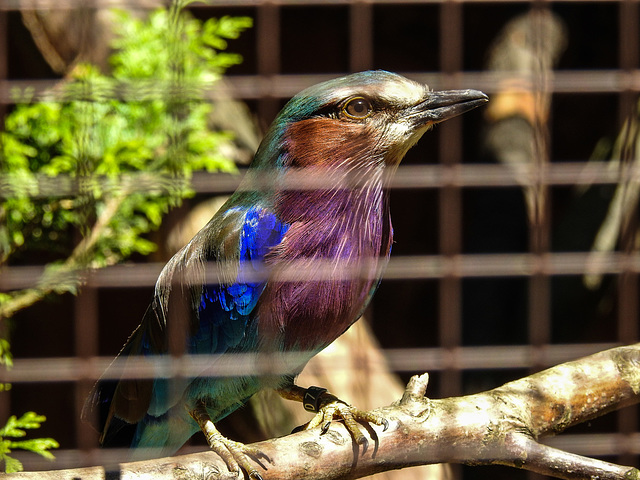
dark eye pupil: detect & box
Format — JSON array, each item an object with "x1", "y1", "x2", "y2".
[{"x1": 346, "y1": 98, "x2": 370, "y2": 118}]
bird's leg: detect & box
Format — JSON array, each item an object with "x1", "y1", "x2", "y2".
[
  {"x1": 277, "y1": 383, "x2": 388, "y2": 452},
  {"x1": 189, "y1": 402, "x2": 270, "y2": 480}
]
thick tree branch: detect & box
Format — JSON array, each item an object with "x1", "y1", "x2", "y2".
[{"x1": 7, "y1": 344, "x2": 640, "y2": 480}]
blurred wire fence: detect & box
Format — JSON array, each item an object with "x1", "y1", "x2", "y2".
[{"x1": 0, "y1": 0, "x2": 639, "y2": 478}]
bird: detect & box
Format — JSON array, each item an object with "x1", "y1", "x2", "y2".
[{"x1": 83, "y1": 70, "x2": 488, "y2": 479}]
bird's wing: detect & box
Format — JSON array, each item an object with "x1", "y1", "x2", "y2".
[
  {"x1": 191, "y1": 203, "x2": 290, "y2": 356},
  {"x1": 83, "y1": 200, "x2": 289, "y2": 445}
]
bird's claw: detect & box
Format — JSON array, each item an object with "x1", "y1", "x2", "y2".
[
  {"x1": 205, "y1": 430, "x2": 271, "y2": 479},
  {"x1": 381, "y1": 417, "x2": 390, "y2": 432},
  {"x1": 305, "y1": 392, "x2": 388, "y2": 452},
  {"x1": 190, "y1": 405, "x2": 271, "y2": 479}
]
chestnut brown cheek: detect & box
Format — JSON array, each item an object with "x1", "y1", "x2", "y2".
[{"x1": 283, "y1": 118, "x2": 375, "y2": 168}]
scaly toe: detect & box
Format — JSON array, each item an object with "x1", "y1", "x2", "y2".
[
  {"x1": 190, "y1": 406, "x2": 269, "y2": 478},
  {"x1": 297, "y1": 390, "x2": 387, "y2": 452},
  {"x1": 224, "y1": 442, "x2": 270, "y2": 479}
]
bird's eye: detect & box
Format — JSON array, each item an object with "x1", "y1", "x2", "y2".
[{"x1": 342, "y1": 97, "x2": 372, "y2": 119}]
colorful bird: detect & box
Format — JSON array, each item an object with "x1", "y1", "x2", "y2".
[{"x1": 84, "y1": 70, "x2": 487, "y2": 478}]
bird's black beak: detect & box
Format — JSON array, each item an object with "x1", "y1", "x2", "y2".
[{"x1": 413, "y1": 89, "x2": 489, "y2": 126}]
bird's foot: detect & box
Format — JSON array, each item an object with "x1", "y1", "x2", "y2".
[
  {"x1": 303, "y1": 386, "x2": 389, "y2": 452},
  {"x1": 190, "y1": 404, "x2": 271, "y2": 479}
]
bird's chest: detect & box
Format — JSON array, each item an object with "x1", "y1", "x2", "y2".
[{"x1": 257, "y1": 195, "x2": 392, "y2": 354}]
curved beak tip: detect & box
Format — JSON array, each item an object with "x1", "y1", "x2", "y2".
[{"x1": 420, "y1": 89, "x2": 489, "y2": 124}]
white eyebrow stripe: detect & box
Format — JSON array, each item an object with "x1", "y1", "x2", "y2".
[{"x1": 315, "y1": 74, "x2": 427, "y2": 110}]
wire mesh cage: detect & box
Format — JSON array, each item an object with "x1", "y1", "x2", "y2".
[{"x1": 0, "y1": 0, "x2": 639, "y2": 479}]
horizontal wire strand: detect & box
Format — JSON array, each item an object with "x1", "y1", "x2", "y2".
[
  {"x1": 0, "y1": 161, "x2": 636, "y2": 200},
  {"x1": 2, "y1": 252, "x2": 640, "y2": 290},
  {"x1": 1, "y1": 70, "x2": 640, "y2": 105},
  {"x1": 0, "y1": 343, "x2": 619, "y2": 383}
]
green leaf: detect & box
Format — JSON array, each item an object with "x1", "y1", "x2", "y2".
[
  {"x1": 0, "y1": 416, "x2": 25, "y2": 438},
  {"x1": 0, "y1": 412, "x2": 47, "y2": 437},
  {"x1": 0, "y1": 338, "x2": 13, "y2": 368},
  {"x1": 0, "y1": 413, "x2": 58, "y2": 472},
  {"x1": 10, "y1": 438, "x2": 59, "y2": 458},
  {"x1": 3, "y1": 454, "x2": 23, "y2": 473}
]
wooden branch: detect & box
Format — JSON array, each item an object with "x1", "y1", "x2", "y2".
[{"x1": 7, "y1": 344, "x2": 640, "y2": 480}]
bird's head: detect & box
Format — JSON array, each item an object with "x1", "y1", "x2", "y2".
[{"x1": 253, "y1": 70, "x2": 488, "y2": 173}]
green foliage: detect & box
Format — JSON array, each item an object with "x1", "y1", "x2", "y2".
[
  {"x1": 0, "y1": 337, "x2": 12, "y2": 368},
  {"x1": 0, "y1": 412, "x2": 59, "y2": 473},
  {"x1": 0, "y1": 337, "x2": 12, "y2": 392},
  {"x1": 111, "y1": 9, "x2": 251, "y2": 82},
  {"x1": 0, "y1": 5, "x2": 252, "y2": 471},
  {"x1": 0, "y1": 9, "x2": 251, "y2": 270}
]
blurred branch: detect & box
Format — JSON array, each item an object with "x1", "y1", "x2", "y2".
[
  {"x1": 584, "y1": 105, "x2": 640, "y2": 289},
  {"x1": 6, "y1": 344, "x2": 640, "y2": 479},
  {"x1": 0, "y1": 192, "x2": 126, "y2": 321}
]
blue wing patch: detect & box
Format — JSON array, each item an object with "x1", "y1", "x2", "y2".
[
  {"x1": 143, "y1": 206, "x2": 289, "y2": 419},
  {"x1": 195, "y1": 206, "x2": 289, "y2": 354}
]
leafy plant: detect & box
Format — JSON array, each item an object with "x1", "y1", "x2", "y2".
[
  {"x1": 0, "y1": 4, "x2": 251, "y2": 471},
  {"x1": 0, "y1": 413, "x2": 59, "y2": 473},
  {"x1": 0, "y1": 7, "x2": 251, "y2": 316}
]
